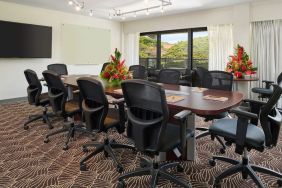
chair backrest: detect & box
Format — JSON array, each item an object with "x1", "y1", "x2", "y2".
[
  {"x1": 192, "y1": 67, "x2": 209, "y2": 87},
  {"x1": 203, "y1": 71, "x2": 233, "y2": 91},
  {"x1": 24, "y1": 69, "x2": 42, "y2": 106},
  {"x1": 77, "y1": 77, "x2": 109, "y2": 131},
  {"x1": 158, "y1": 69, "x2": 180, "y2": 84},
  {"x1": 129, "y1": 65, "x2": 146, "y2": 79},
  {"x1": 121, "y1": 79, "x2": 169, "y2": 152},
  {"x1": 42, "y1": 70, "x2": 68, "y2": 115},
  {"x1": 277, "y1": 72, "x2": 282, "y2": 86},
  {"x1": 100, "y1": 62, "x2": 111, "y2": 74},
  {"x1": 259, "y1": 85, "x2": 282, "y2": 146},
  {"x1": 47, "y1": 64, "x2": 68, "y2": 76}
]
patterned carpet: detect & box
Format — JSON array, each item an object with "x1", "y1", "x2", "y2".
[{"x1": 0, "y1": 101, "x2": 281, "y2": 188}]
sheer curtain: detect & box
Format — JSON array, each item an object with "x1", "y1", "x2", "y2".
[
  {"x1": 123, "y1": 33, "x2": 140, "y2": 67},
  {"x1": 208, "y1": 24, "x2": 234, "y2": 71},
  {"x1": 251, "y1": 20, "x2": 282, "y2": 106}
]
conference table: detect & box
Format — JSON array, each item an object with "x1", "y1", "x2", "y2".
[{"x1": 62, "y1": 74, "x2": 244, "y2": 161}]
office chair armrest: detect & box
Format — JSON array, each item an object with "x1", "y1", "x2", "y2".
[
  {"x1": 243, "y1": 99, "x2": 267, "y2": 106},
  {"x1": 230, "y1": 108, "x2": 258, "y2": 119},
  {"x1": 262, "y1": 80, "x2": 274, "y2": 89},
  {"x1": 174, "y1": 110, "x2": 192, "y2": 121}
]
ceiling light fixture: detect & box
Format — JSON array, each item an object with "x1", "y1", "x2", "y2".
[
  {"x1": 113, "y1": 0, "x2": 171, "y2": 19},
  {"x1": 68, "y1": 1, "x2": 73, "y2": 5}
]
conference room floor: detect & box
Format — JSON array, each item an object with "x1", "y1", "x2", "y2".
[{"x1": 0, "y1": 100, "x2": 281, "y2": 188}]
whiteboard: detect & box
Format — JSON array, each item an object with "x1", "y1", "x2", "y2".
[{"x1": 61, "y1": 24, "x2": 111, "y2": 65}]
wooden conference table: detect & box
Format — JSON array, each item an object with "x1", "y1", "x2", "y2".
[{"x1": 62, "y1": 75, "x2": 244, "y2": 161}]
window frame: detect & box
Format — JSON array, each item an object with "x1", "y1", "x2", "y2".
[{"x1": 140, "y1": 27, "x2": 207, "y2": 70}]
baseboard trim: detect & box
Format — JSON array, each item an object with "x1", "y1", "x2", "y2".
[{"x1": 0, "y1": 97, "x2": 27, "y2": 105}]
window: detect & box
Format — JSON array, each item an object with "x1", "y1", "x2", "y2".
[
  {"x1": 139, "y1": 28, "x2": 208, "y2": 70},
  {"x1": 193, "y1": 31, "x2": 209, "y2": 69},
  {"x1": 139, "y1": 34, "x2": 157, "y2": 69}
]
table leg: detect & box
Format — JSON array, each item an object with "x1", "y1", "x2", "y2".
[{"x1": 181, "y1": 112, "x2": 195, "y2": 161}]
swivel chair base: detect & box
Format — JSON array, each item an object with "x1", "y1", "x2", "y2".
[
  {"x1": 209, "y1": 149, "x2": 282, "y2": 188},
  {"x1": 196, "y1": 128, "x2": 226, "y2": 154},
  {"x1": 80, "y1": 138, "x2": 136, "y2": 173},
  {"x1": 117, "y1": 157, "x2": 191, "y2": 188},
  {"x1": 44, "y1": 122, "x2": 96, "y2": 150},
  {"x1": 24, "y1": 105, "x2": 54, "y2": 130}
]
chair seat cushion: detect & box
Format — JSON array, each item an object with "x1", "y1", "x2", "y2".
[
  {"x1": 252, "y1": 87, "x2": 273, "y2": 95},
  {"x1": 209, "y1": 119, "x2": 265, "y2": 149},
  {"x1": 65, "y1": 100, "x2": 80, "y2": 113}
]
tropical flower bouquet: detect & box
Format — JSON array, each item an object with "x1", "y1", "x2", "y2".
[
  {"x1": 226, "y1": 44, "x2": 257, "y2": 78},
  {"x1": 100, "y1": 48, "x2": 132, "y2": 87}
]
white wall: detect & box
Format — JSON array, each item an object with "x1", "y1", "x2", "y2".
[
  {"x1": 122, "y1": 0, "x2": 282, "y2": 58},
  {"x1": 0, "y1": 1, "x2": 121, "y2": 100}
]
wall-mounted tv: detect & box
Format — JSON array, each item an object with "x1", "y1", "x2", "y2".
[{"x1": 0, "y1": 20, "x2": 52, "y2": 58}]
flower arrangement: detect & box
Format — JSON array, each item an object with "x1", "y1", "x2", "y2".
[
  {"x1": 100, "y1": 48, "x2": 132, "y2": 86},
  {"x1": 226, "y1": 44, "x2": 257, "y2": 78}
]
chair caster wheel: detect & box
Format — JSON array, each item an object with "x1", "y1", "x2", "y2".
[
  {"x1": 44, "y1": 138, "x2": 49, "y2": 143},
  {"x1": 177, "y1": 164, "x2": 184, "y2": 172},
  {"x1": 117, "y1": 165, "x2": 124, "y2": 173},
  {"x1": 112, "y1": 139, "x2": 116, "y2": 143},
  {"x1": 80, "y1": 163, "x2": 87, "y2": 171},
  {"x1": 220, "y1": 148, "x2": 225, "y2": 154},
  {"x1": 24, "y1": 126, "x2": 29, "y2": 130},
  {"x1": 117, "y1": 180, "x2": 126, "y2": 188},
  {"x1": 209, "y1": 159, "x2": 216, "y2": 167},
  {"x1": 104, "y1": 150, "x2": 108, "y2": 158},
  {"x1": 277, "y1": 179, "x2": 282, "y2": 187},
  {"x1": 82, "y1": 146, "x2": 88, "y2": 153},
  {"x1": 63, "y1": 145, "x2": 69, "y2": 151}
]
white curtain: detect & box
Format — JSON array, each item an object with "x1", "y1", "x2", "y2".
[
  {"x1": 251, "y1": 20, "x2": 282, "y2": 106},
  {"x1": 208, "y1": 24, "x2": 234, "y2": 71},
  {"x1": 123, "y1": 33, "x2": 140, "y2": 67}
]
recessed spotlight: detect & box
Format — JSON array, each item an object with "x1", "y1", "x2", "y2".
[
  {"x1": 75, "y1": 5, "x2": 81, "y2": 11},
  {"x1": 68, "y1": 1, "x2": 73, "y2": 5}
]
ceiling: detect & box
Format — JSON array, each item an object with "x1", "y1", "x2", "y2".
[{"x1": 1, "y1": 0, "x2": 262, "y2": 21}]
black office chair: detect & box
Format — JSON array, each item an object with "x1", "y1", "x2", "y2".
[
  {"x1": 129, "y1": 65, "x2": 147, "y2": 79},
  {"x1": 209, "y1": 84, "x2": 282, "y2": 188},
  {"x1": 100, "y1": 62, "x2": 111, "y2": 74},
  {"x1": 192, "y1": 66, "x2": 209, "y2": 87},
  {"x1": 77, "y1": 77, "x2": 135, "y2": 173},
  {"x1": 23, "y1": 69, "x2": 53, "y2": 130},
  {"x1": 252, "y1": 72, "x2": 282, "y2": 100},
  {"x1": 42, "y1": 70, "x2": 95, "y2": 150},
  {"x1": 158, "y1": 69, "x2": 180, "y2": 84},
  {"x1": 47, "y1": 63, "x2": 68, "y2": 76},
  {"x1": 196, "y1": 71, "x2": 234, "y2": 154},
  {"x1": 117, "y1": 79, "x2": 192, "y2": 188}
]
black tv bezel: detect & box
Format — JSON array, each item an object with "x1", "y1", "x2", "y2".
[{"x1": 0, "y1": 20, "x2": 52, "y2": 59}]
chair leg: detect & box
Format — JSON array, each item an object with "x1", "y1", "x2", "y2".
[
  {"x1": 195, "y1": 131, "x2": 210, "y2": 139},
  {"x1": 118, "y1": 167, "x2": 151, "y2": 181},
  {"x1": 159, "y1": 170, "x2": 191, "y2": 188},
  {"x1": 43, "y1": 115, "x2": 53, "y2": 129},
  {"x1": 214, "y1": 164, "x2": 242, "y2": 185},
  {"x1": 63, "y1": 126, "x2": 75, "y2": 150},
  {"x1": 160, "y1": 162, "x2": 179, "y2": 171},
  {"x1": 44, "y1": 126, "x2": 69, "y2": 141},
  {"x1": 83, "y1": 142, "x2": 102, "y2": 148},
  {"x1": 196, "y1": 127, "x2": 209, "y2": 131},
  {"x1": 214, "y1": 136, "x2": 226, "y2": 150},
  {"x1": 246, "y1": 166, "x2": 265, "y2": 188},
  {"x1": 24, "y1": 115, "x2": 43, "y2": 127},
  {"x1": 150, "y1": 170, "x2": 159, "y2": 188},
  {"x1": 75, "y1": 127, "x2": 96, "y2": 138},
  {"x1": 251, "y1": 165, "x2": 282, "y2": 178},
  {"x1": 212, "y1": 156, "x2": 240, "y2": 165},
  {"x1": 104, "y1": 144, "x2": 124, "y2": 172},
  {"x1": 80, "y1": 145, "x2": 104, "y2": 165},
  {"x1": 110, "y1": 142, "x2": 136, "y2": 151}
]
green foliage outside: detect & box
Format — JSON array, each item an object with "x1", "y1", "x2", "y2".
[{"x1": 139, "y1": 35, "x2": 209, "y2": 68}]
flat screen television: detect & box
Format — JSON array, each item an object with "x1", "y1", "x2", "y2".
[{"x1": 0, "y1": 20, "x2": 52, "y2": 58}]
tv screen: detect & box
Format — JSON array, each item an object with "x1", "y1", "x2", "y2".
[{"x1": 0, "y1": 20, "x2": 52, "y2": 58}]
